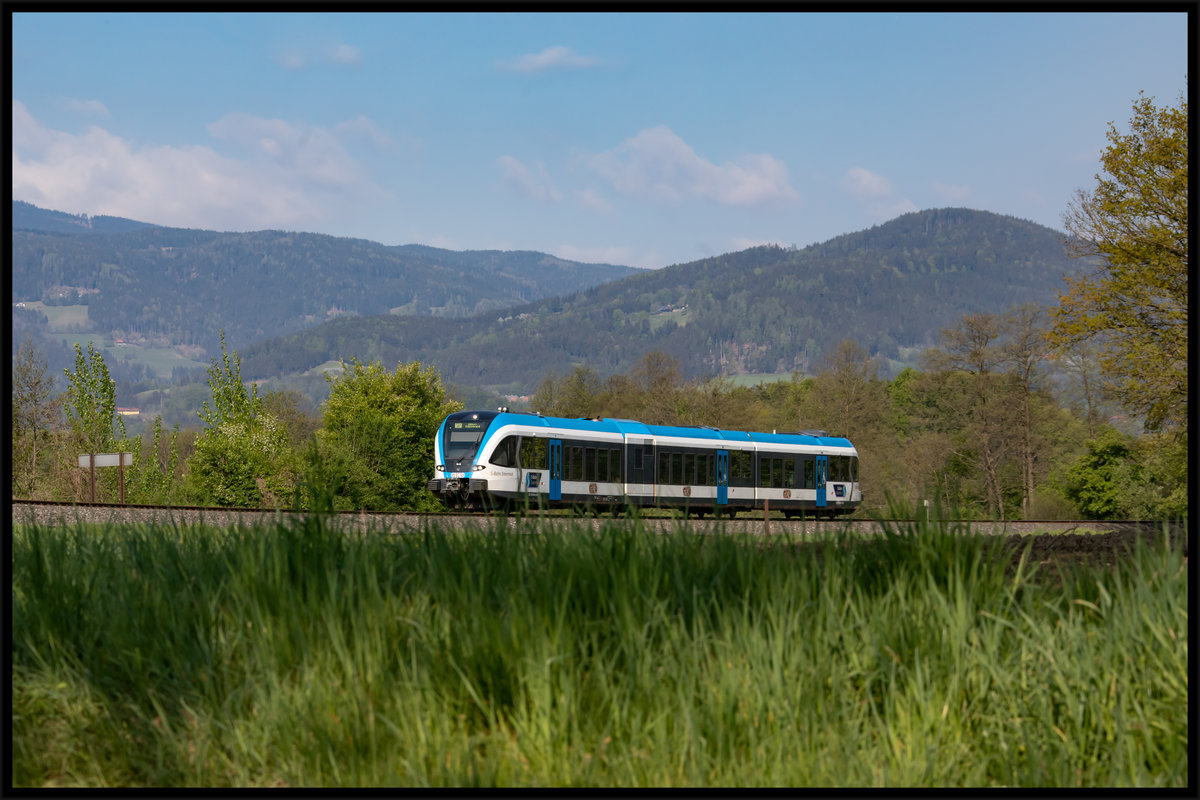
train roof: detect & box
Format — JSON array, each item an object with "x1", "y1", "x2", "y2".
[{"x1": 465, "y1": 411, "x2": 855, "y2": 449}]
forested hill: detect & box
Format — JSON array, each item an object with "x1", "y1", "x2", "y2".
[
  {"x1": 12, "y1": 200, "x2": 158, "y2": 235},
  {"x1": 239, "y1": 208, "x2": 1082, "y2": 392},
  {"x1": 11, "y1": 201, "x2": 639, "y2": 351}
]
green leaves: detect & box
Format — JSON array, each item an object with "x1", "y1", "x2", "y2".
[
  {"x1": 63, "y1": 340, "x2": 125, "y2": 452},
  {"x1": 190, "y1": 331, "x2": 295, "y2": 508},
  {"x1": 310, "y1": 359, "x2": 462, "y2": 511},
  {"x1": 1053, "y1": 90, "x2": 1188, "y2": 433}
]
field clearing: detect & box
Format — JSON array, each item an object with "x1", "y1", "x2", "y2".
[
  {"x1": 25, "y1": 301, "x2": 90, "y2": 330},
  {"x1": 11, "y1": 517, "x2": 1186, "y2": 788}
]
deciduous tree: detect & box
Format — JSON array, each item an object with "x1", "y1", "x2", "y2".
[
  {"x1": 189, "y1": 332, "x2": 296, "y2": 507},
  {"x1": 12, "y1": 335, "x2": 61, "y2": 498},
  {"x1": 1052, "y1": 88, "x2": 1188, "y2": 432},
  {"x1": 311, "y1": 359, "x2": 461, "y2": 511}
]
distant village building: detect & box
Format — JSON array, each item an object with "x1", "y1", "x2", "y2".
[{"x1": 117, "y1": 407, "x2": 140, "y2": 417}]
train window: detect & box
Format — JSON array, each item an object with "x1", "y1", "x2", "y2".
[
  {"x1": 784, "y1": 459, "x2": 795, "y2": 488},
  {"x1": 658, "y1": 451, "x2": 670, "y2": 483},
  {"x1": 491, "y1": 436, "x2": 518, "y2": 467},
  {"x1": 850, "y1": 456, "x2": 857, "y2": 482},
  {"x1": 671, "y1": 453, "x2": 683, "y2": 485},
  {"x1": 585, "y1": 448, "x2": 597, "y2": 482},
  {"x1": 565, "y1": 446, "x2": 578, "y2": 481},
  {"x1": 610, "y1": 449, "x2": 622, "y2": 481},
  {"x1": 520, "y1": 438, "x2": 547, "y2": 470},
  {"x1": 731, "y1": 451, "x2": 752, "y2": 486},
  {"x1": 682, "y1": 454, "x2": 694, "y2": 485},
  {"x1": 597, "y1": 449, "x2": 607, "y2": 482},
  {"x1": 802, "y1": 458, "x2": 814, "y2": 489},
  {"x1": 830, "y1": 456, "x2": 850, "y2": 482},
  {"x1": 702, "y1": 454, "x2": 713, "y2": 485}
]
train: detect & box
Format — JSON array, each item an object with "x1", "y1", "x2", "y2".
[{"x1": 427, "y1": 409, "x2": 861, "y2": 517}]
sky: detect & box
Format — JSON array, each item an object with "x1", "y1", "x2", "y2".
[{"x1": 10, "y1": 11, "x2": 1190, "y2": 269}]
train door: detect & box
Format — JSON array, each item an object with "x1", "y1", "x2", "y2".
[
  {"x1": 549, "y1": 439, "x2": 562, "y2": 501},
  {"x1": 716, "y1": 449, "x2": 729, "y2": 505},
  {"x1": 623, "y1": 439, "x2": 655, "y2": 502},
  {"x1": 815, "y1": 454, "x2": 828, "y2": 509}
]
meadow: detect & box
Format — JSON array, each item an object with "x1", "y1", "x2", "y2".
[{"x1": 11, "y1": 516, "x2": 1188, "y2": 787}]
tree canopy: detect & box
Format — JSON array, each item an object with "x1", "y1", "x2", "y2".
[{"x1": 1052, "y1": 88, "x2": 1188, "y2": 432}]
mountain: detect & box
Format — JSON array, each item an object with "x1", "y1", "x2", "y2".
[
  {"x1": 12, "y1": 200, "x2": 158, "y2": 235},
  {"x1": 238, "y1": 208, "x2": 1083, "y2": 393},
  {"x1": 11, "y1": 201, "x2": 640, "y2": 352}
]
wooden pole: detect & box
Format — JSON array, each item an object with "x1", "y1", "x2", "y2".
[{"x1": 764, "y1": 498, "x2": 770, "y2": 536}]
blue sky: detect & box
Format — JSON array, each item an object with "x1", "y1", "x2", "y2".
[{"x1": 11, "y1": 11, "x2": 1189, "y2": 268}]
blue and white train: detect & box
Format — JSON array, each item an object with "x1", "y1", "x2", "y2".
[{"x1": 427, "y1": 409, "x2": 861, "y2": 517}]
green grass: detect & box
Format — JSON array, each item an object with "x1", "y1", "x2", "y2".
[
  {"x1": 28, "y1": 301, "x2": 91, "y2": 330},
  {"x1": 11, "y1": 517, "x2": 1187, "y2": 787}
]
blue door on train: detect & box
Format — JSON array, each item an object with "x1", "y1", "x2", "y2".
[
  {"x1": 716, "y1": 449, "x2": 729, "y2": 505},
  {"x1": 548, "y1": 439, "x2": 562, "y2": 501},
  {"x1": 815, "y1": 455, "x2": 828, "y2": 509}
]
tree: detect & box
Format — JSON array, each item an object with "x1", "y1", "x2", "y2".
[
  {"x1": 198, "y1": 330, "x2": 260, "y2": 427},
  {"x1": 924, "y1": 314, "x2": 1023, "y2": 520},
  {"x1": 63, "y1": 340, "x2": 125, "y2": 453},
  {"x1": 189, "y1": 332, "x2": 296, "y2": 507},
  {"x1": 12, "y1": 335, "x2": 61, "y2": 498},
  {"x1": 311, "y1": 359, "x2": 461, "y2": 511},
  {"x1": 126, "y1": 416, "x2": 184, "y2": 505},
  {"x1": 997, "y1": 304, "x2": 1050, "y2": 518},
  {"x1": 530, "y1": 365, "x2": 603, "y2": 419},
  {"x1": 1052, "y1": 88, "x2": 1188, "y2": 432}
]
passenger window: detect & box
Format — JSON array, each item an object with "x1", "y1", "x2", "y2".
[
  {"x1": 803, "y1": 458, "x2": 814, "y2": 489},
  {"x1": 610, "y1": 448, "x2": 622, "y2": 481},
  {"x1": 658, "y1": 452, "x2": 670, "y2": 483},
  {"x1": 671, "y1": 453, "x2": 683, "y2": 485},
  {"x1": 683, "y1": 454, "x2": 694, "y2": 484},
  {"x1": 520, "y1": 438, "x2": 547, "y2": 470},
  {"x1": 784, "y1": 459, "x2": 795, "y2": 488},
  {"x1": 585, "y1": 448, "x2": 597, "y2": 482}
]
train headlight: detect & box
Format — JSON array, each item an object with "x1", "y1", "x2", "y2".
[
  {"x1": 473, "y1": 464, "x2": 485, "y2": 472},
  {"x1": 436, "y1": 464, "x2": 444, "y2": 471}
]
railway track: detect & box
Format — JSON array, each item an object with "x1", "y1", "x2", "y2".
[{"x1": 10, "y1": 499, "x2": 1183, "y2": 538}]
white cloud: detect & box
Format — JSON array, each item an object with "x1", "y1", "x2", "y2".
[
  {"x1": 278, "y1": 41, "x2": 362, "y2": 70},
  {"x1": 583, "y1": 126, "x2": 797, "y2": 207},
  {"x1": 496, "y1": 155, "x2": 563, "y2": 202},
  {"x1": 552, "y1": 243, "x2": 658, "y2": 269},
  {"x1": 334, "y1": 114, "x2": 394, "y2": 150},
  {"x1": 730, "y1": 236, "x2": 783, "y2": 251},
  {"x1": 330, "y1": 43, "x2": 362, "y2": 66},
  {"x1": 11, "y1": 100, "x2": 389, "y2": 231},
  {"x1": 495, "y1": 45, "x2": 602, "y2": 73},
  {"x1": 931, "y1": 181, "x2": 970, "y2": 202},
  {"x1": 843, "y1": 166, "x2": 893, "y2": 199},
  {"x1": 841, "y1": 165, "x2": 918, "y2": 222},
  {"x1": 574, "y1": 187, "x2": 612, "y2": 213},
  {"x1": 64, "y1": 97, "x2": 109, "y2": 116}
]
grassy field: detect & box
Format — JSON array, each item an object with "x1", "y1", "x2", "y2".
[{"x1": 11, "y1": 518, "x2": 1187, "y2": 788}]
